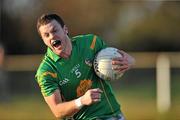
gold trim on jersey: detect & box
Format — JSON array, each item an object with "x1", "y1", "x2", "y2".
[
  {"x1": 41, "y1": 71, "x2": 57, "y2": 78},
  {"x1": 90, "y1": 35, "x2": 97, "y2": 50},
  {"x1": 99, "y1": 79, "x2": 114, "y2": 113},
  {"x1": 76, "y1": 79, "x2": 92, "y2": 97}
]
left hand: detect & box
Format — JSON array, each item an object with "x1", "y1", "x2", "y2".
[{"x1": 112, "y1": 50, "x2": 135, "y2": 74}]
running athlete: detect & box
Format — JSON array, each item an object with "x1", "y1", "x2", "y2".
[{"x1": 35, "y1": 13, "x2": 135, "y2": 120}]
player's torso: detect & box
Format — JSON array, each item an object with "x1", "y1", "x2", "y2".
[
  {"x1": 55, "y1": 36, "x2": 97, "y2": 101},
  {"x1": 43, "y1": 34, "x2": 121, "y2": 119}
]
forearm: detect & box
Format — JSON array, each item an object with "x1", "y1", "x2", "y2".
[
  {"x1": 49, "y1": 99, "x2": 80, "y2": 118},
  {"x1": 44, "y1": 90, "x2": 83, "y2": 119},
  {"x1": 44, "y1": 88, "x2": 102, "y2": 119}
]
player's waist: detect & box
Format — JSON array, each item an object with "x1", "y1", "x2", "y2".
[
  {"x1": 65, "y1": 113, "x2": 125, "y2": 120},
  {"x1": 95, "y1": 113, "x2": 125, "y2": 120}
]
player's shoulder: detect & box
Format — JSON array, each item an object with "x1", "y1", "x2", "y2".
[
  {"x1": 36, "y1": 55, "x2": 55, "y2": 76},
  {"x1": 72, "y1": 34, "x2": 100, "y2": 45},
  {"x1": 72, "y1": 34, "x2": 96, "y2": 41}
]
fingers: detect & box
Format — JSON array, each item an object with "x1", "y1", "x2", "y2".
[
  {"x1": 112, "y1": 57, "x2": 124, "y2": 61},
  {"x1": 93, "y1": 99, "x2": 101, "y2": 102},
  {"x1": 112, "y1": 64, "x2": 129, "y2": 73},
  {"x1": 112, "y1": 51, "x2": 131, "y2": 73},
  {"x1": 90, "y1": 88, "x2": 102, "y2": 102},
  {"x1": 81, "y1": 88, "x2": 103, "y2": 105},
  {"x1": 91, "y1": 93, "x2": 101, "y2": 102},
  {"x1": 91, "y1": 92, "x2": 101, "y2": 99},
  {"x1": 90, "y1": 88, "x2": 103, "y2": 93},
  {"x1": 112, "y1": 64, "x2": 129, "y2": 70},
  {"x1": 112, "y1": 57, "x2": 129, "y2": 72},
  {"x1": 117, "y1": 49, "x2": 135, "y2": 66},
  {"x1": 117, "y1": 50, "x2": 127, "y2": 58},
  {"x1": 112, "y1": 59, "x2": 128, "y2": 65},
  {"x1": 112, "y1": 55, "x2": 128, "y2": 65}
]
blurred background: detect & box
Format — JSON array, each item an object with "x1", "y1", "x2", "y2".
[{"x1": 0, "y1": 0, "x2": 180, "y2": 120}]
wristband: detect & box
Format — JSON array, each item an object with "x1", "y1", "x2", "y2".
[{"x1": 75, "y1": 97, "x2": 83, "y2": 109}]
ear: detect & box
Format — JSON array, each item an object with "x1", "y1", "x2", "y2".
[{"x1": 63, "y1": 25, "x2": 68, "y2": 35}]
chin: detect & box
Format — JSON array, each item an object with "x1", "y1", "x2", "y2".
[
  {"x1": 61, "y1": 52, "x2": 70, "y2": 58},
  {"x1": 52, "y1": 49, "x2": 61, "y2": 56}
]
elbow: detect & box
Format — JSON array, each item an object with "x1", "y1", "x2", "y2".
[
  {"x1": 54, "y1": 112, "x2": 73, "y2": 119},
  {"x1": 54, "y1": 114, "x2": 62, "y2": 119},
  {"x1": 51, "y1": 108, "x2": 65, "y2": 119},
  {"x1": 53, "y1": 112, "x2": 64, "y2": 119},
  {"x1": 53, "y1": 109, "x2": 74, "y2": 119},
  {"x1": 53, "y1": 109, "x2": 76, "y2": 119}
]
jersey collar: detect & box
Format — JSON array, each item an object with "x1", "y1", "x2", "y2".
[{"x1": 46, "y1": 47, "x2": 61, "y2": 62}]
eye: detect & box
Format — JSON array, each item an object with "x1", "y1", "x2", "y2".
[
  {"x1": 52, "y1": 29, "x2": 57, "y2": 33},
  {"x1": 52, "y1": 28, "x2": 58, "y2": 33},
  {"x1": 44, "y1": 33, "x2": 49, "y2": 38}
]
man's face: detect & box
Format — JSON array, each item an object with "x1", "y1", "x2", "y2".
[{"x1": 39, "y1": 20, "x2": 68, "y2": 55}]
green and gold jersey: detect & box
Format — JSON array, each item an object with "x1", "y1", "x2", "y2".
[{"x1": 35, "y1": 34, "x2": 121, "y2": 120}]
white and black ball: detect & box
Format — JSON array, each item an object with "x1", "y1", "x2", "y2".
[{"x1": 93, "y1": 47, "x2": 124, "y2": 81}]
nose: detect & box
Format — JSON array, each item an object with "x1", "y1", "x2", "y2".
[
  {"x1": 50, "y1": 34, "x2": 60, "y2": 42},
  {"x1": 49, "y1": 33, "x2": 56, "y2": 40}
]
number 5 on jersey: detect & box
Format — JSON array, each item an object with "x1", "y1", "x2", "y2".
[{"x1": 75, "y1": 69, "x2": 81, "y2": 78}]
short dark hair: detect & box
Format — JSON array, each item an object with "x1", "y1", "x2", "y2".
[{"x1": 37, "y1": 13, "x2": 65, "y2": 34}]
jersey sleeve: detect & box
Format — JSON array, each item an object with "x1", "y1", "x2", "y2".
[
  {"x1": 94, "y1": 35, "x2": 107, "y2": 53},
  {"x1": 88, "y1": 34, "x2": 107, "y2": 53},
  {"x1": 35, "y1": 62, "x2": 58, "y2": 97}
]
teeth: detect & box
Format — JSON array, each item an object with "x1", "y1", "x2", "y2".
[
  {"x1": 52, "y1": 40, "x2": 58, "y2": 43},
  {"x1": 52, "y1": 40, "x2": 61, "y2": 47}
]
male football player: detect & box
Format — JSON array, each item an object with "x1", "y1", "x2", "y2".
[{"x1": 35, "y1": 13, "x2": 135, "y2": 120}]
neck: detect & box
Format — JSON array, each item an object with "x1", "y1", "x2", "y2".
[{"x1": 61, "y1": 37, "x2": 72, "y2": 58}]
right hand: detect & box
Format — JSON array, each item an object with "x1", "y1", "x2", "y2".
[{"x1": 80, "y1": 88, "x2": 103, "y2": 106}]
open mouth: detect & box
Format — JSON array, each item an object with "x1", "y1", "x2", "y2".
[{"x1": 52, "y1": 40, "x2": 61, "y2": 48}]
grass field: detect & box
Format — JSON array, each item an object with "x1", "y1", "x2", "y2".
[
  {"x1": 0, "y1": 86, "x2": 179, "y2": 120},
  {"x1": 0, "y1": 95, "x2": 179, "y2": 120},
  {"x1": 0, "y1": 69, "x2": 179, "y2": 120}
]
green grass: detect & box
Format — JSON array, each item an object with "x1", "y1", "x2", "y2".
[
  {"x1": 0, "y1": 77, "x2": 179, "y2": 120},
  {"x1": 0, "y1": 92, "x2": 179, "y2": 120},
  {"x1": 113, "y1": 77, "x2": 180, "y2": 120},
  {"x1": 0, "y1": 95, "x2": 54, "y2": 120},
  {"x1": 117, "y1": 92, "x2": 180, "y2": 120}
]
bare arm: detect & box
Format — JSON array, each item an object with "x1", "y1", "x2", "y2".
[
  {"x1": 44, "y1": 88, "x2": 102, "y2": 119},
  {"x1": 44, "y1": 89, "x2": 79, "y2": 118}
]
